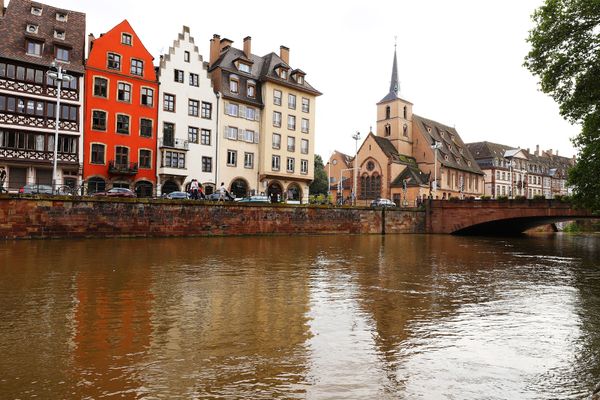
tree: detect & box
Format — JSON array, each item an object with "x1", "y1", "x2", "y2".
[
  {"x1": 309, "y1": 154, "x2": 329, "y2": 195},
  {"x1": 524, "y1": 0, "x2": 600, "y2": 212}
]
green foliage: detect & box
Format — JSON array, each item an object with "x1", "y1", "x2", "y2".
[
  {"x1": 525, "y1": 0, "x2": 600, "y2": 212},
  {"x1": 481, "y1": 195, "x2": 491, "y2": 200},
  {"x1": 309, "y1": 154, "x2": 329, "y2": 196},
  {"x1": 533, "y1": 194, "x2": 547, "y2": 201},
  {"x1": 514, "y1": 195, "x2": 527, "y2": 201},
  {"x1": 497, "y1": 195, "x2": 509, "y2": 202}
]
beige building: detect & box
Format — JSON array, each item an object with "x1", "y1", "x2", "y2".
[{"x1": 209, "y1": 36, "x2": 321, "y2": 201}]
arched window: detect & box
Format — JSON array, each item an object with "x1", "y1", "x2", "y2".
[
  {"x1": 360, "y1": 173, "x2": 381, "y2": 199},
  {"x1": 87, "y1": 177, "x2": 105, "y2": 194},
  {"x1": 161, "y1": 180, "x2": 179, "y2": 194},
  {"x1": 385, "y1": 124, "x2": 391, "y2": 137},
  {"x1": 403, "y1": 106, "x2": 407, "y2": 119},
  {"x1": 230, "y1": 178, "x2": 248, "y2": 198},
  {"x1": 385, "y1": 106, "x2": 390, "y2": 120},
  {"x1": 135, "y1": 180, "x2": 153, "y2": 198}
]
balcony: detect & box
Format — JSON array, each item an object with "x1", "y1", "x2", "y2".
[
  {"x1": 108, "y1": 160, "x2": 138, "y2": 175},
  {"x1": 159, "y1": 137, "x2": 189, "y2": 151}
]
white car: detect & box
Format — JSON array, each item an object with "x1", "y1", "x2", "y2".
[{"x1": 370, "y1": 198, "x2": 396, "y2": 208}]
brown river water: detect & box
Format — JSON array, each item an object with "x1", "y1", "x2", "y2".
[{"x1": 0, "y1": 234, "x2": 599, "y2": 399}]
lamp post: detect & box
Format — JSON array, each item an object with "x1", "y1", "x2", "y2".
[
  {"x1": 431, "y1": 141, "x2": 442, "y2": 198},
  {"x1": 339, "y1": 167, "x2": 356, "y2": 204},
  {"x1": 352, "y1": 131, "x2": 361, "y2": 206},
  {"x1": 47, "y1": 62, "x2": 73, "y2": 193},
  {"x1": 507, "y1": 160, "x2": 513, "y2": 199}
]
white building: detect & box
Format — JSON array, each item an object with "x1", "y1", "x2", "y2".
[{"x1": 157, "y1": 26, "x2": 217, "y2": 195}]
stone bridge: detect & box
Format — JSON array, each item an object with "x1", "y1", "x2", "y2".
[{"x1": 425, "y1": 199, "x2": 596, "y2": 235}]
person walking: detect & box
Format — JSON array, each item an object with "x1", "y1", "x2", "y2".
[
  {"x1": 198, "y1": 183, "x2": 205, "y2": 200},
  {"x1": 218, "y1": 182, "x2": 226, "y2": 201},
  {"x1": 0, "y1": 167, "x2": 7, "y2": 194},
  {"x1": 190, "y1": 179, "x2": 199, "y2": 200}
]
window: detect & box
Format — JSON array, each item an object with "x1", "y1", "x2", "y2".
[
  {"x1": 92, "y1": 110, "x2": 107, "y2": 131},
  {"x1": 301, "y1": 118, "x2": 309, "y2": 133},
  {"x1": 107, "y1": 53, "x2": 121, "y2": 70},
  {"x1": 301, "y1": 159, "x2": 308, "y2": 174},
  {"x1": 302, "y1": 97, "x2": 309, "y2": 113},
  {"x1": 238, "y1": 63, "x2": 251, "y2": 73},
  {"x1": 288, "y1": 94, "x2": 296, "y2": 109},
  {"x1": 93, "y1": 77, "x2": 108, "y2": 98},
  {"x1": 188, "y1": 99, "x2": 199, "y2": 116},
  {"x1": 163, "y1": 122, "x2": 175, "y2": 144},
  {"x1": 202, "y1": 157, "x2": 212, "y2": 172},
  {"x1": 229, "y1": 77, "x2": 239, "y2": 93},
  {"x1": 174, "y1": 69, "x2": 184, "y2": 83},
  {"x1": 403, "y1": 124, "x2": 408, "y2": 137},
  {"x1": 227, "y1": 150, "x2": 237, "y2": 166},
  {"x1": 188, "y1": 126, "x2": 198, "y2": 143},
  {"x1": 288, "y1": 115, "x2": 296, "y2": 130},
  {"x1": 247, "y1": 83, "x2": 255, "y2": 98},
  {"x1": 115, "y1": 146, "x2": 129, "y2": 166},
  {"x1": 226, "y1": 126, "x2": 238, "y2": 140},
  {"x1": 56, "y1": 12, "x2": 67, "y2": 22},
  {"x1": 54, "y1": 30, "x2": 65, "y2": 40},
  {"x1": 189, "y1": 73, "x2": 199, "y2": 87},
  {"x1": 140, "y1": 118, "x2": 153, "y2": 137},
  {"x1": 272, "y1": 133, "x2": 281, "y2": 149},
  {"x1": 163, "y1": 93, "x2": 175, "y2": 112},
  {"x1": 274, "y1": 90, "x2": 282, "y2": 106},
  {"x1": 141, "y1": 87, "x2": 154, "y2": 107},
  {"x1": 26, "y1": 40, "x2": 42, "y2": 56},
  {"x1": 246, "y1": 107, "x2": 256, "y2": 120},
  {"x1": 226, "y1": 103, "x2": 239, "y2": 116},
  {"x1": 26, "y1": 24, "x2": 39, "y2": 34},
  {"x1": 287, "y1": 157, "x2": 295, "y2": 172},
  {"x1": 117, "y1": 82, "x2": 131, "y2": 102},
  {"x1": 91, "y1": 144, "x2": 105, "y2": 164},
  {"x1": 201, "y1": 102, "x2": 212, "y2": 119},
  {"x1": 280, "y1": 69, "x2": 288, "y2": 79},
  {"x1": 31, "y1": 6, "x2": 42, "y2": 16},
  {"x1": 287, "y1": 136, "x2": 295, "y2": 152},
  {"x1": 244, "y1": 130, "x2": 255, "y2": 143},
  {"x1": 201, "y1": 129, "x2": 211, "y2": 145},
  {"x1": 163, "y1": 151, "x2": 185, "y2": 168},
  {"x1": 301, "y1": 139, "x2": 309, "y2": 154},
  {"x1": 272, "y1": 155, "x2": 281, "y2": 171},
  {"x1": 273, "y1": 111, "x2": 282, "y2": 127},
  {"x1": 121, "y1": 33, "x2": 132, "y2": 45},
  {"x1": 116, "y1": 114, "x2": 130, "y2": 134},
  {"x1": 184, "y1": 51, "x2": 190, "y2": 62},
  {"x1": 139, "y1": 149, "x2": 151, "y2": 169},
  {"x1": 130, "y1": 59, "x2": 143, "y2": 76},
  {"x1": 244, "y1": 152, "x2": 254, "y2": 168}
]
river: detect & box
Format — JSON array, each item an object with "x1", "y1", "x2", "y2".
[{"x1": 0, "y1": 234, "x2": 599, "y2": 399}]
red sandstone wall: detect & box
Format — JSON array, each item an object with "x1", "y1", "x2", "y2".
[{"x1": 0, "y1": 197, "x2": 425, "y2": 239}]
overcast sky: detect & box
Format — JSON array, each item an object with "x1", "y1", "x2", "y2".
[{"x1": 39, "y1": 0, "x2": 578, "y2": 160}]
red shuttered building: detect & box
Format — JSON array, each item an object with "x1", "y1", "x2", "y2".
[{"x1": 83, "y1": 20, "x2": 157, "y2": 196}]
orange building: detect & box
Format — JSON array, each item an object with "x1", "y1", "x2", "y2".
[{"x1": 83, "y1": 20, "x2": 158, "y2": 196}]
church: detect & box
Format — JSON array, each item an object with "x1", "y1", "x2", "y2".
[{"x1": 327, "y1": 48, "x2": 485, "y2": 206}]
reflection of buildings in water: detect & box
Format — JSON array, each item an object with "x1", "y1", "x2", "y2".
[{"x1": 140, "y1": 236, "x2": 313, "y2": 397}]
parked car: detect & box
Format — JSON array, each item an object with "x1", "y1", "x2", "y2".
[
  {"x1": 92, "y1": 188, "x2": 137, "y2": 198},
  {"x1": 370, "y1": 198, "x2": 396, "y2": 208},
  {"x1": 237, "y1": 195, "x2": 270, "y2": 203},
  {"x1": 166, "y1": 191, "x2": 190, "y2": 200},
  {"x1": 205, "y1": 192, "x2": 235, "y2": 201},
  {"x1": 19, "y1": 184, "x2": 54, "y2": 194}
]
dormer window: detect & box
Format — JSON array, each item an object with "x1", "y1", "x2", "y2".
[
  {"x1": 238, "y1": 63, "x2": 251, "y2": 73},
  {"x1": 229, "y1": 76, "x2": 239, "y2": 93},
  {"x1": 467, "y1": 161, "x2": 472, "y2": 166},
  {"x1": 121, "y1": 33, "x2": 132, "y2": 46},
  {"x1": 440, "y1": 131, "x2": 445, "y2": 138},
  {"x1": 55, "y1": 46, "x2": 69, "y2": 62},
  {"x1": 54, "y1": 30, "x2": 65, "y2": 40},
  {"x1": 444, "y1": 155, "x2": 449, "y2": 161},
  {"x1": 281, "y1": 69, "x2": 288, "y2": 79},
  {"x1": 247, "y1": 82, "x2": 256, "y2": 98},
  {"x1": 426, "y1": 126, "x2": 432, "y2": 133},
  {"x1": 31, "y1": 6, "x2": 42, "y2": 16},
  {"x1": 55, "y1": 12, "x2": 67, "y2": 22},
  {"x1": 26, "y1": 24, "x2": 39, "y2": 34}
]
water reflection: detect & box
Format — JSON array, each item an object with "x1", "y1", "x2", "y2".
[{"x1": 0, "y1": 234, "x2": 598, "y2": 399}]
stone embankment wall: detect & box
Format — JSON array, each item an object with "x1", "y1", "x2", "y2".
[{"x1": 0, "y1": 196, "x2": 425, "y2": 240}]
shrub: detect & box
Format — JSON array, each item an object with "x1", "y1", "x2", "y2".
[
  {"x1": 448, "y1": 196, "x2": 461, "y2": 202},
  {"x1": 481, "y1": 195, "x2": 491, "y2": 200},
  {"x1": 533, "y1": 194, "x2": 546, "y2": 201},
  {"x1": 514, "y1": 195, "x2": 527, "y2": 201},
  {"x1": 497, "y1": 195, "x2": 509, "y2": 202}
]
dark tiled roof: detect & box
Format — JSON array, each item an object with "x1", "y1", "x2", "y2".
[
  {"x1": 466, "y1": 141, "x2": 515, "y2": 160},
  {"x1": 413, "y1": 114, "x2": 483, "y2": 175},
  {"x1": 330, "y1": 150, "x2": 354, "y2": 168},
  {"x1": 0, "y1": 0, "x2": 86, "y2": 74},
  {"x1": 259, "y1": 52, "x2": 321, "y2": 95},
  {"x1": 371, "y1": 134, "x2": 418, "y2": 166},
  {"x1": 390, "y1": 166, "x2": 430, "y2": 188}
]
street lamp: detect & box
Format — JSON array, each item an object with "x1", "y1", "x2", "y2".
[
  {"x1": 340, "y1": 167, "x2": 356, "y2": 204},
  {"x1": 47, "y1": 62, "x2": 73, "y2": 193},
  {"x1": 352, "y1": 131, "x2": 361, "y2": 205},
  {"x1": 507, "y1": 160, "x2": 513, "y2": 199},
  {"x1": 431, "y1": 141, "x2": 442, "y2": 198}
]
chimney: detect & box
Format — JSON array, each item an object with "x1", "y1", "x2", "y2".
[
  {"x1": 536, "y1": 144, "x2": 540, "y2": 156},
  {"x1": 243, "y1": 36, "x2": 251, "y2": 58},
  {"x1": 219, "y1": 38, "x2": 233, "y2": 52},
  {"x1": 547, "y1": 148, "x2": 552, "y2": 157},
  {"x1": 556, "y1": 149, "x2": 559, "y2": 156},
  {"x1": 280, "y1": 45, "x2": 289, "y2": 64},
  {"x1": 209, "y1": 34, "x2": 220, "y2": 65},
  {"x1": 87, "y1": 33, "x2": 95, "y2": 57},
  {"x1": 527, "y1": 148, "x2": 530, "y2": 154}
]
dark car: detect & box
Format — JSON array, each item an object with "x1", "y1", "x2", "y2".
[
  {"x1": 19, "y1": 184, "x2": 54, "y2": 194},
  {"x1": 205, "y1": 192, "x2": 235, "y2": 201},
  {"x1": 92, "y1": 188, "x2": 137, "y2": 198},
  {"x1": 370, "y1": 198, "x2": 396, "y2": 208},
  {"x1": 166, "y1": 191, "x2": 190, "y2": 200}
]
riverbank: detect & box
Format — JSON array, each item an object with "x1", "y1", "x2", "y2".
[{"x1": 0, "y1": 195, "x2": 425, "y2": 240}]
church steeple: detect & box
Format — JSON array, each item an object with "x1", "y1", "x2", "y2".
[{"x1": 389, "y1": 43, "x2": 399, "y2": 96}]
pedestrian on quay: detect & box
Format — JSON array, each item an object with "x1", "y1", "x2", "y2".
[
  {"x1": 0, "y1": 166, "x2": 7, "y2": 193},
  {"x1": 219, "y1": 182, "x2": 226, "y2": 201},
  {"x1": 198, "y1": 183, "x2": 205, "y2": 200},
  {"x1": 190, "y1": 179, "x2": 199, "y2": 200}
]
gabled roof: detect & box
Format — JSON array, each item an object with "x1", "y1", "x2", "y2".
[
  {"x1": 414, "y1": 115, "x2": 483, "y2": 175},
  {"x1": 0, "y1": 0, "x2": 86, "y2": 74},
  {"x1": 158, "y1": 26, "x2": 205, "y2": 72},
  {"x1": 390, "y1": 166, "x2": 430, "y2": 188},
  {"x1": 371, "y1": 135, "x2": 418, "y2": 166},
  {"x1": 466, "y1": 141, "x2": 515, "y2": 160},
  {"x1": 259, "y1": 52, "x2": 321, "y2": 96},
  {"x1": 329, "y1": 150, "x2": 354, "y2": 168}
]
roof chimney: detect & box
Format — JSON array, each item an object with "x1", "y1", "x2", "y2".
[
  {"x1": 536, "y1": 144, "x2": 540, "y2": 156},
  {"x1": 555, "y1": 149, "x2": 559, "y2": 156},
  {"x1": 219, "y1": 38, "x2": 233, "y2": 52},
  {"x1": 280, "y1": 45, "x2": 289, "y2": 65},
  {"x1": 527, "y1": 148, "x2": 530, "y2": 154},
  {"x1": 87, "y1": 33, "x2": 95, "y2": 57},
  {"x1": 243, "y1": 36, "x2": 251, "y2": 58},
  {"x1": 209, "y1": 34, "x2": 221, "y2": 65}
]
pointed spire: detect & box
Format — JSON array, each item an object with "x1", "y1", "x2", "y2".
[{"x1": 389, "y1": 43, "x2": 399, "y2": 96}]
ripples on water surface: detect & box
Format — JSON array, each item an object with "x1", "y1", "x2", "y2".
[{"x1": 0, "y1": 234, "x2": 599, "y2": 399}]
